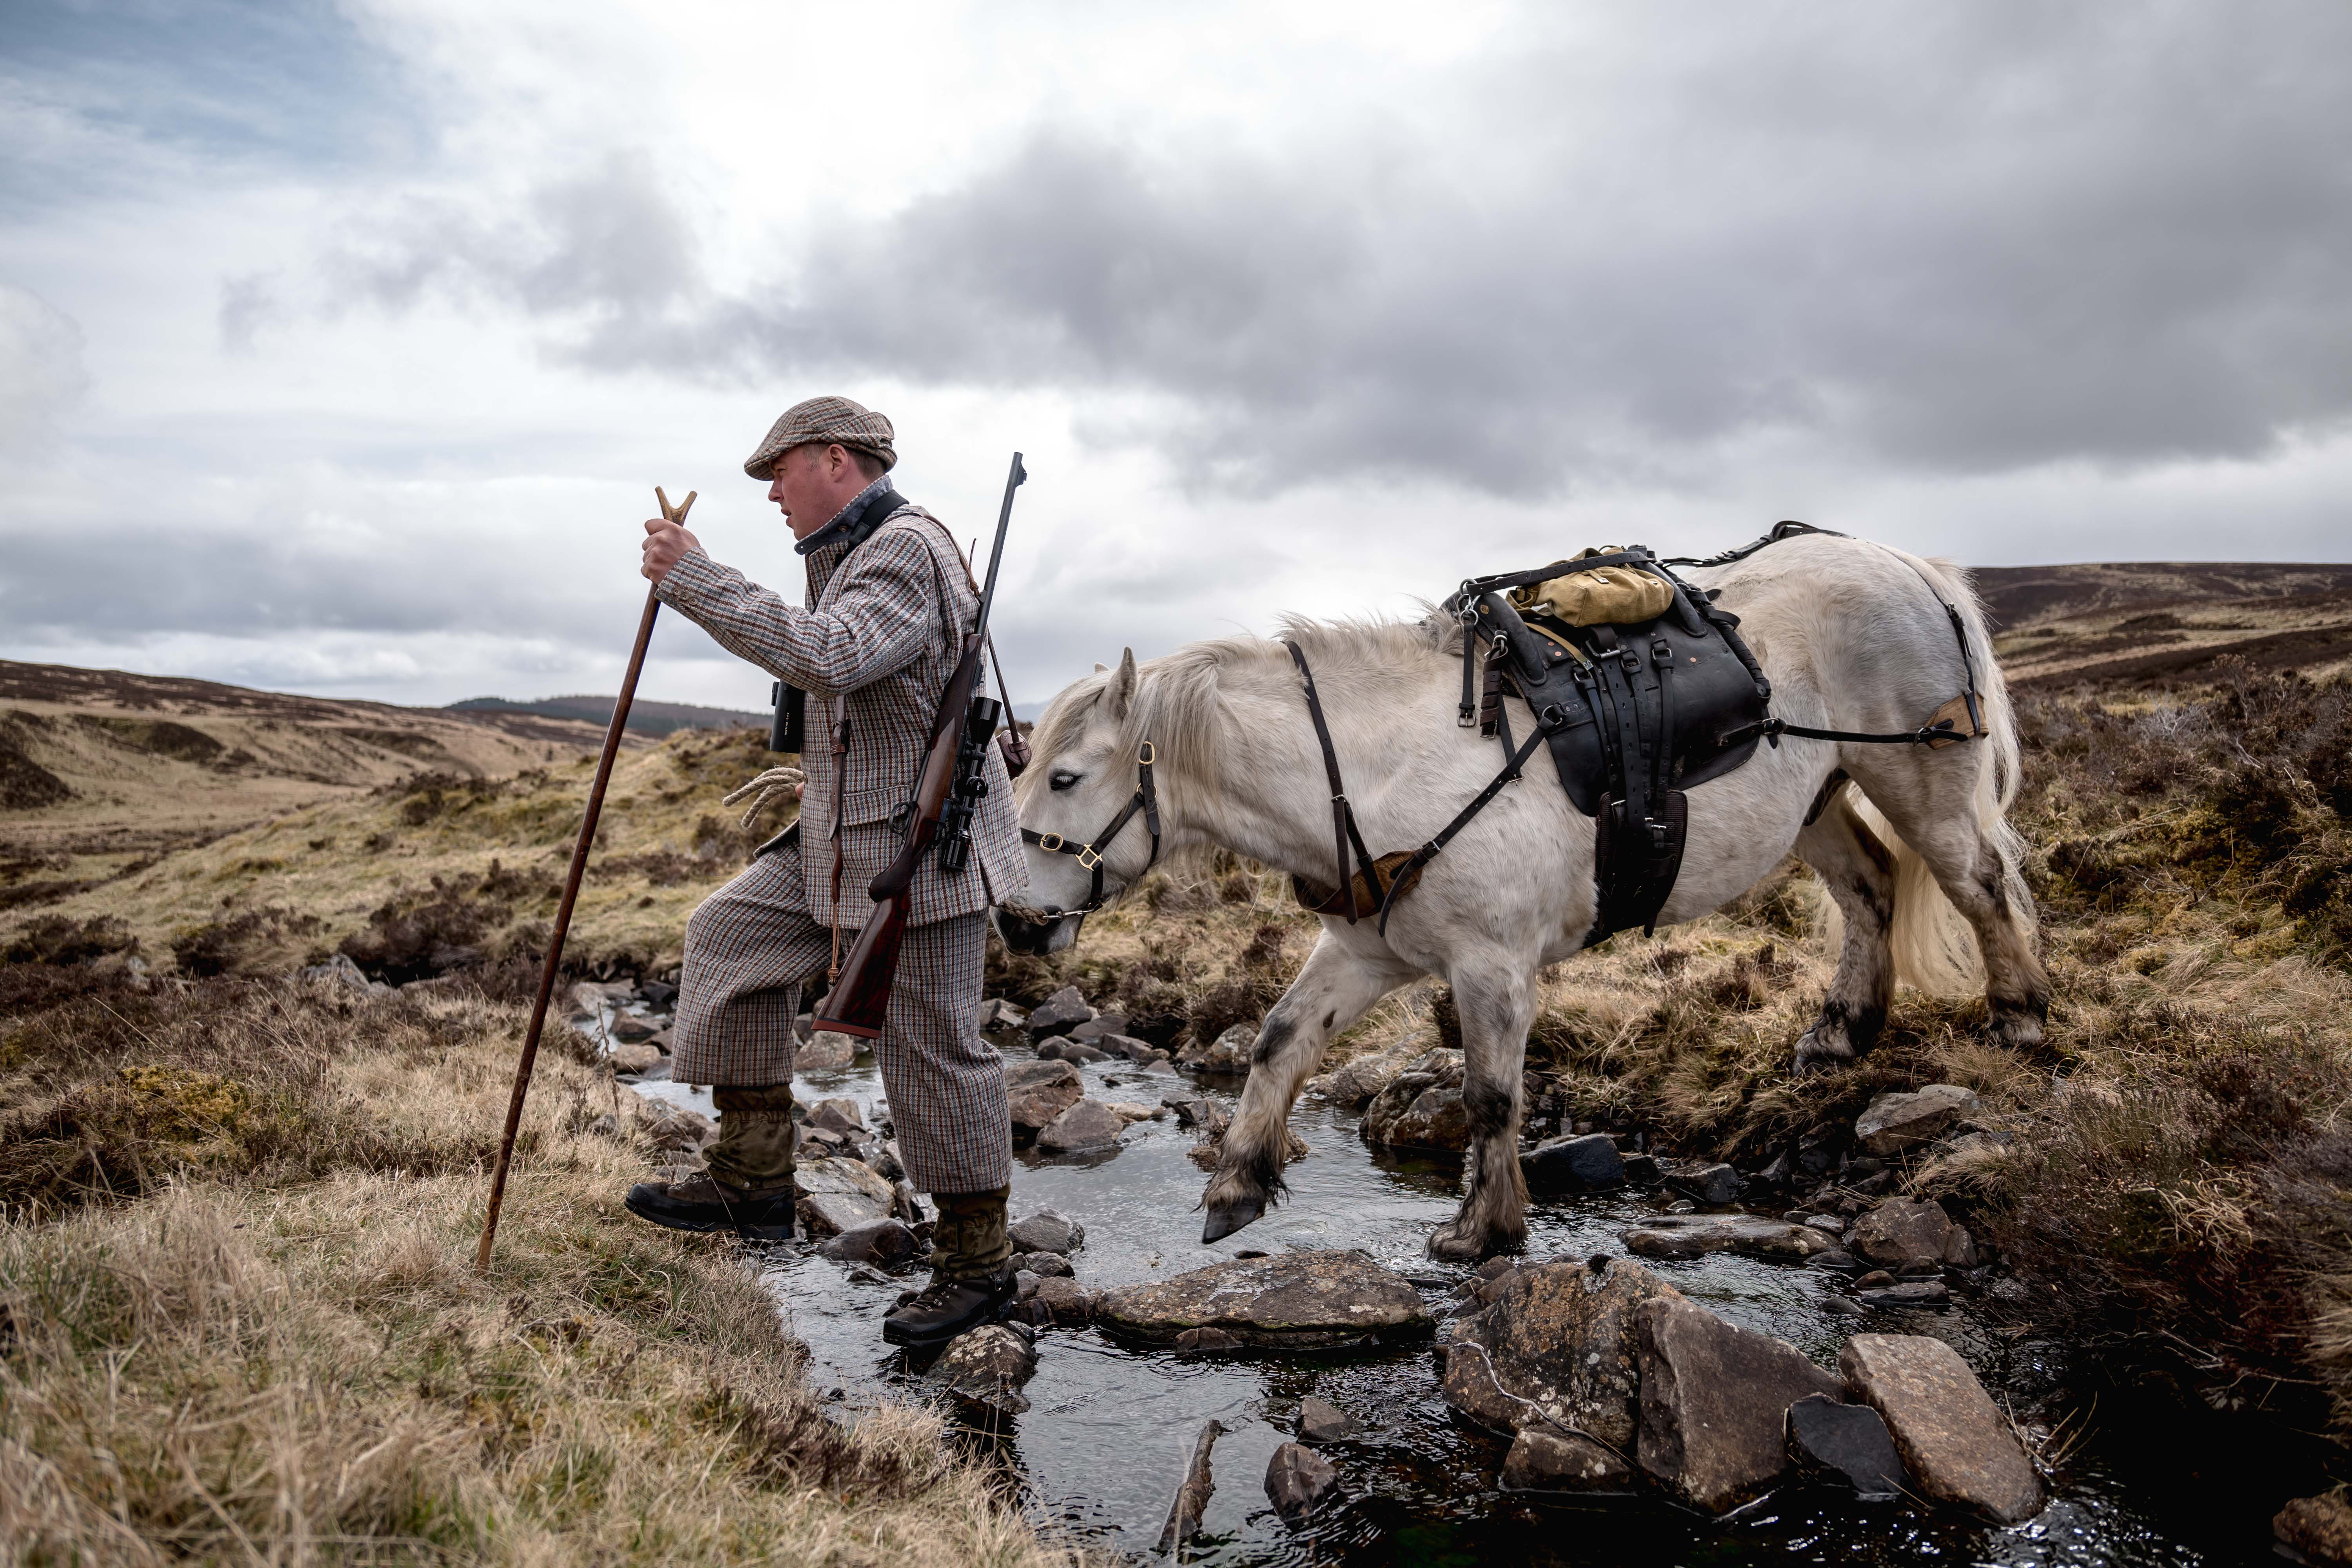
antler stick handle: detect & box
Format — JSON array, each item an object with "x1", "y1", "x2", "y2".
[{"x1": 474, "y1": 486, "x2": 693, "y2": 1274}]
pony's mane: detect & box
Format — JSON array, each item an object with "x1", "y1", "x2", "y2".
[{"x1": 1026, "y1": 614, "x2": 1453, "y2": 804}]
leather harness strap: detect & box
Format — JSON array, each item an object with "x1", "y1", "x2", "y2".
[
  {"x1": 1022, "y1": 742, "x2": 1161, "y2": 912},
  {"x1": 1283, "y1": 641, "x2": 1389, "y2": 924}
]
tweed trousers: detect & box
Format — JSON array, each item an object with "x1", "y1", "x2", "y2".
[{"x1": 669, "y1": 837, "x2": 1011, "y2": 1196}]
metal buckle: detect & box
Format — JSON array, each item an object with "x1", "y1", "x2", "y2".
[
  {"x1": 1074, "y1": 846, "x2": 1102, "y2": 869},
  {"x1": 1138, "y1": 741, "x2": 1157, "y2": 764},
  {"x1": 1037, "y1": 833, "x2": 1065, "y2": 852}
]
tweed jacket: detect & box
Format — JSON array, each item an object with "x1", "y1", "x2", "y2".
[{"x1": 655, "y1": 503, "x2": 1027, "y2": 926}]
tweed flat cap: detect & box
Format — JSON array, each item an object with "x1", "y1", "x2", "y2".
[{"x1": 743, "y1": 396, "x2": 897, "y2": 479}]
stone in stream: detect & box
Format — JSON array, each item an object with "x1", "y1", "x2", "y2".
[
  {"x1": 1008, "y1": 1211, "x2": 1085, "y2": 1255},
  {"x1": 1664, "y1": 1161, "x2": 1746, "y2": 1207},
  {"x1": 975, "y1": 996, "x2": 1027, "y2": 1031},
  {"x1": 1438, "y1": 1256, "x2": 1680, "y2": 1455},
  {"x1": 1067, "y1": 1013, "x2": 1129, "y2": 1044},
  {"x1": 1839, "y1": 1333, "x2": 2042, "y2": 1523},
  {"x1": 1100, "y1": 1250, "x2": 1434, "y2": 1349},
  {"x1": 1849, "y1": 1197, "x2": 1977, "y2": 1270},
  {"x1": 1621, "y1": 1152, "x2": 1662, "y2": 1186},
  {"x1": 2275, "y1": 1494, "x2": 2352, "y2": 1566},
  {"x1": 1621, "y1": 1214, "x2": 1840, "y2": 1263},
  {"x1": 934, "y1": 1323, "x2": 1037, "y2": 1414},
  {"x1": 1521, "y1": 1132, "x2": 1626, "y2": 1193},
  {"x1": 803, "y1": 1097, "x2": 864, "y2": 1133},
  {"x1": 1498, "y1": 1428, "x2": 1636, "y2": 1493},
  {"x1": 792, "y1": 1156, "x2": 897, "y2": 1238},
  {"x1": 1161, "y1": 1093, "x2": 1222, "y2": 1131},
  {"x1": 1298, "y1": 1395, "x2": 1362, "y2": 1442},
  {"x1": 1857, "y1": 1279, "x2": 1951, "y2": 1308},
  {"x1": 1319, "y1": 1043, "x2": 1418, "y2": 1111},
  {"x1": 1104, "y1": 1101, "x2": 1161, "y2": 1124},
  {"x1": 1633, "y1": 1294, "x2": 1845, "y2": 1512},
  {"x1": 1037, "y1": 1099, "x2": 1126, "y2": 1154},
  {"x1": 1361, "y1": 1049, "x2": 1471, "y2": 1152},
  {"x1": 1158, "y1": 1419, "x2": 1226, "y2": 1552},
  {"x1": 820, "y1": 1217, "x2": 920, "y2": 1267},
  {"x1": 1025, "y1": 986, "x2": 1095, "y2": 1037},
  {"x1": 1005, "y1": 1060, "x2": 1082, "y2": 1143},
  {"x1": 1100, "y1": 1034, "x2": 1167, "y2": 1065},
  {"x1": 1037, "y1": 1039, "x2": 1110, "y2": 1064},
  {"x1": 1180, "y1": 1021, "x2": 1257, "y2": 1075},
  {"x1": 610, "y1": 1014, "x2": 659, "y2": 1043},
  {"x1": 1016, "y1": 1276, "x2": 1099, "y2": 1327},
  {"x1": 796, "y1": 1031, "x2": 856, "y2": 1070},
  {"x1": 635, "y1": 1100, "x2": 713, "y2": 1152},
  {"x1": 1264, "y1": 1442, "x2": 1341, "y2": 1523},
  {"x1": 609, "y1": 1040, "x2": 663, "y2": 1074},
  {"x1": 1786, "y1": 1392, "x2": 1907, "y2": 1501},
  {"x1": 1854, "y1": 1083, "x2": 1982, "y2": 1156},
  {"x1": 1010, "y1": 1250, "x2": 1073, "y2": 1278}
]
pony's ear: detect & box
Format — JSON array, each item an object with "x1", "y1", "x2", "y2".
[
  {"x1": 1093, "y1": 662, "x2": 1109, "y2": 674},
  {"x1": 1107, "y1": 647, "x2": 1138, "y2": 722}
]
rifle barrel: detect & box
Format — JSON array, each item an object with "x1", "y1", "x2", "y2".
[{"x1": 973, "y1": 452, "x2": 1024, "y2": 638}]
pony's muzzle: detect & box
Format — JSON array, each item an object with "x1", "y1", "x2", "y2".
[{"x1": 993, "y1": 906, "x2": 1084, "y2": 956}]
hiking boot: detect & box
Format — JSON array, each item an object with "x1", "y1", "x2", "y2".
[
  {"x1": 881, "y1": 1270, "x2": 1017, "y2": 1348},
  {"x1": 624, "y1": 1171, "x2": 797, "y2": 1241}
]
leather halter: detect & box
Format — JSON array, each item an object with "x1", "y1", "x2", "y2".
[{"x1": 1021, "y1": 741, "x2": 1161, "y2": 912}]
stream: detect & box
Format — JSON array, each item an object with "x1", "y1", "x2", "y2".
[{"x1": 610, "y1": 1010, "x2": 2292, "y2": 1565}]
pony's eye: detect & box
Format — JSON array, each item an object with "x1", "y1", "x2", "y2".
[{"x1": 1049, "y1": 770, "x2": 1081, "y2": 792}]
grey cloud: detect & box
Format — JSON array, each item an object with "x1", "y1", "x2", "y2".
[
  {"x1": 0, "y1": 283, "x2": 89, "y2": 451},
  {"x1": 353, "y1": 4, "x2": 2352, "y2": 498}
]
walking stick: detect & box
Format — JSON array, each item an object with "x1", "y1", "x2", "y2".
[{"x1": 474, "y1": 485, "x2": 693, "y2": 1274}]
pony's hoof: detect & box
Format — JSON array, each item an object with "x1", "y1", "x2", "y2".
[
  {"x1": 1201, "y1": 1198, "x2": 1265, "y2": 1244},
  {"x1": 1988, "y1": 1009, "x2": 2044, "y2": 1051},
  {"x1": 1791, "y1": 1026, "x2": 1853, "y2": 1076},
  {"x1": 1426, "y1": 1223, "x2": 1485, "y2": 1263}
]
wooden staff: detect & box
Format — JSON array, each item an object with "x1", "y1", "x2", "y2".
[{"x1": 475, "y1": 485, "x2": 693, "y2": 1274}]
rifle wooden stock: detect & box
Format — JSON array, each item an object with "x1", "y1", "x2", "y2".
[{"x1": 812, "y1": 634, "x2": 982, "y2": 1038}]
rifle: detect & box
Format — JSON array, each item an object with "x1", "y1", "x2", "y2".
[{"x1": 813, "y1": 452, "x2": 1026, "y2": 1038}]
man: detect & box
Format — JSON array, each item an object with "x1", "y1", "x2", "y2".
[{"x1": 625, "y1": 396, "x2": 1028, "y2": 1348}]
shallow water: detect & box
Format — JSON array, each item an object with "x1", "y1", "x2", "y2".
[{"x1": 613, "y1": 1017, "x2": 2291, "y2": 1565}]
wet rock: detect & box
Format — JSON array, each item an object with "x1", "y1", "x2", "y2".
[
  {"x1": 1011, "y1": 1250, "x2": 1073, "y2": 1278},
  {"x1": 1008, "y1": 1211, "x2": 1085, "y2": 1255},
  {"x1": 1522, "y1": 1132, "x2": 1626, "y2": 1194},
  {"x1": 976, "y1": 996, "x2": 1026, "y2": 1030},
  {"x1": 935, "y1": 1323, "x2": 1036, "y2": 1414},
  {"x1": 2275, "y1": 1494, "x2": 2352, "y2": 1565},
  {"x1": 1018, "y1": 1276, "x2": 1099, "y2": 1327},
  {"x1": 1786, "y1": 1392, "x2": 1906, "y2": 1500},
  {"x1": 792, "y1": 1156, "x2": 897, "y2": 1238},
  {"x1": 1321, "y1": 1045, "x2": 1417, "y2": 1111},
  {"x1": 1098, "y1": 1033, "x2": 1165, "y2": 1064},
  {"x1": 872, "y1": 1139, "x2": 906, "y2": 1180},
  {"x1": 1158, "y1": 1420, "x2": 1225, "y2": 1552},
  {"x1": 1162, "y1": 1093, "x2": 1223, "y2": 1131},
  {"x1": 797, "y1": 1031, "x2": 856, "y2": 1070},
  {"x1": 1101, "y1": 1250, "x2": 1434, "y2": 1348},
  {"x1": 1037, "y1": 1098, "x2": 1125, "y2": 1154},
  {"x1": 1839, "y1": 1333, "x2": 2042, "y2": 1523},
  {"x1": 1856, "y1": 1280, "x2": 1951, "y2": 1308},
  {"x1": 1067, "y1": 1014, "x2": 1129, "y2": 1044},
  {"x1": 1005, "y1": 1060, "x2": 1083, "y2": 1142},
  {"x1": 1806, "y1": 1250, "x2": 1864, "y2": 1274},
  {"x1": 1038, "y1": 1039, "x2": 1110, "y2": 1064},
  {"x1": 1854, "y1": 1270, "x2": 1896, "y2": 1290},
  {"x1": 1665, "y1": 1161, "x2": 1746, "y2": 1207},
  {"x1": 1855, "y1": 1084, "x2": 1982, "y2": 1157},
  {"x1": 1634, "y1": 1294, "x2": 1844, "y2": 1512},
  {"x1": 803, "y1": 1097, "x2": 864, "y2": 1133},
  {"x1": 1026, "y1": 986, "x2": 1095, "y2": 1037},
  {"x1": 820, "y1": 1217, "x2": 920, "y2": 1266},
  {"x1": 1499, "y1": 1428, "x2": 1636, "y2": 1493},
  {"x1": 609, "y1": 1040, "x2": 663, "y2": 1074},
  {"x1": 1174, "y1": 1326, "x2": 1246, "y2": 1352},
  {"x1": 1621, "y1": 1215, "x2": 1838, "y2": 1263},
  {"x1": 1621, "y1": 1152, "x2": 1662, "y2": 1186},
  {"x1": 1849, "y1": 1197, "x2": 1976, "y2": 1270},
  {"x1": 1298, "y1": 1395, "x2": 1362, "y2": 1442},
  {"x1": 1180, "y1": 1022, "x2": 1257, "y2": 1075},
  {"x1": 1105, "y1": 1100, "x2": 1160, "y2": 1124},
  {"x1": 635, "y1": 1100, "x2": 713, "y2": 1152},
  {"x1": 1438, "y1": 1256, "x2": 1681, "y2": 1454},
  {"x1": 1361, "y1": 1049, "x2": 1470, "y2": 1152},
  {"x1": 1013, "y1": 1270, "x2": 1040, "y2": 1302},
  {"x1": 610, "y1": 1014, "x2": 659, "y2": 1043},
  {"x1": 1265, "y1": 1443, "x2": 1341, "y2": 1523}
]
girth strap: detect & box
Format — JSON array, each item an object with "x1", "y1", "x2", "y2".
[{"x1": 1285, "y1": 641, "x2": 1388, "y2": 924}]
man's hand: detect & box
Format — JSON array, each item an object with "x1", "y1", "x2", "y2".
[{"x1": 642, "y1": 517, "x2": 703, "y2": 582}]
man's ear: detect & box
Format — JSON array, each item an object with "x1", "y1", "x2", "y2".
[{"x1": 1107, "y1": 647, "x2": 1138, "y2": 722}]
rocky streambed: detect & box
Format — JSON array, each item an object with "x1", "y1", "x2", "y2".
[{"x1": 577, "y1": 981, "x2": 2325, "y2": 1565}]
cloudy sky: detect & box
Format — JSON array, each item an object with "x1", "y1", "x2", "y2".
[{"x1": 2, "y1": 1, "x2": 2348, "y2": 713}]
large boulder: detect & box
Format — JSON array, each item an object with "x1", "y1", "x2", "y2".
[
  {"x1": 1037, "y1": 1098, "x2": 1125, "y2": 1154},
  {"x1": 1848, "y1": 1197, "x2": 1977, "y2": 1270},
  {"x1": 1855, "y1": 1084, "x2": 1982, "y2": 1157},
  {"x1": 1522, "y1": 1133, "x2": 1626, "y2": 1194},
  {"x1": 1099, "y1": 1250, "x2": 1433, "y2": 1349},
  {"x1": 1633, "y1": 1295, "x2": 1844, "y2": 1512},
  {"x1": 1500, "y1": 1428, "x2": 1634, "y2": 1492},
  {"x1": 1263, "y1": 1443, "x2": 1341, "y2": 1523},
  {"x1": 935, "y1": 1323, "x2": 1037, "y2": 1414},
  {"x1": 1005, "y1": 1059, "x2": 1083, "y2": 1143},
  {"x1": 1025, "y1": 986, "x2": 1095, "y2": 1037},
  {"x1": 1621, "y1": 1215, "x2": 1840, "y2": 1263},
  {"x1": 1438, "y1": 1256, "x2": 1681, "y2": 1456},
  {"x1": 1362, "y1": 1049, "x2": 1471, "y2": 1152},
  {"x1": 1787, "y1": 1392, "x2": 1907, "y2": 1501},
  {"x1": 1839, "y1": 1334, "x2": 2042, "y2": 1523},
  {"x1": 793, "y1": 1156, "x2": 897, "y2": 1238},
  {"x1": 1008, "y1": 1211, "x2": 1085, "y2": 1255}
]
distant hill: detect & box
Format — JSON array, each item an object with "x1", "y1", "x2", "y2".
[
  {"x1": 1968, "y1": 561, "x2": 2352, "y2": 689},
  {"x1": 448, "y1": 695, "x2": 766, "y2": 737}
]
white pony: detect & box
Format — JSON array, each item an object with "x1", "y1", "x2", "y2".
[{"x1": 995, "y1": 532, "x2": 2046, "y2": 1262}]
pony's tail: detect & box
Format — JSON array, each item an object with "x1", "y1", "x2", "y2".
[{"x1": 1841, "y1": 554, "x2": 2032, "y2": 998}]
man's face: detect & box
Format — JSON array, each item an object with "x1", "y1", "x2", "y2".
[{"x1": 766, "y1": 443, "x2": 869, "y2": 541}]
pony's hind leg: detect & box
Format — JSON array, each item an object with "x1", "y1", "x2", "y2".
[
  {"x1": 1200, "y1": 932, "x2": 1409, "y2": 1243},
  {"x1": 1426, "y1": 958, "x2": 1538, "y2": 1262},
  {"x1": 1873, "y1": 790, "x2": 2052, "y2": 1051},
  {"x1": 1790, "y1": 788, "x2": 1897, "y2": 1073}
]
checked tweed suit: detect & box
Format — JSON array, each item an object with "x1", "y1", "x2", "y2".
[{"x1": 653, "y1": 499, "x2": 1026, "y2": 1195}]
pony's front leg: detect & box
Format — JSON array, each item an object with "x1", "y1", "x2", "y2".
[
  {"x1": 1427, "y1": 959, "x2": 1539, "y2": 1262},
  {"x1": 1201, "y1": 932, "x2": 1408, "y2": 1243}
]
